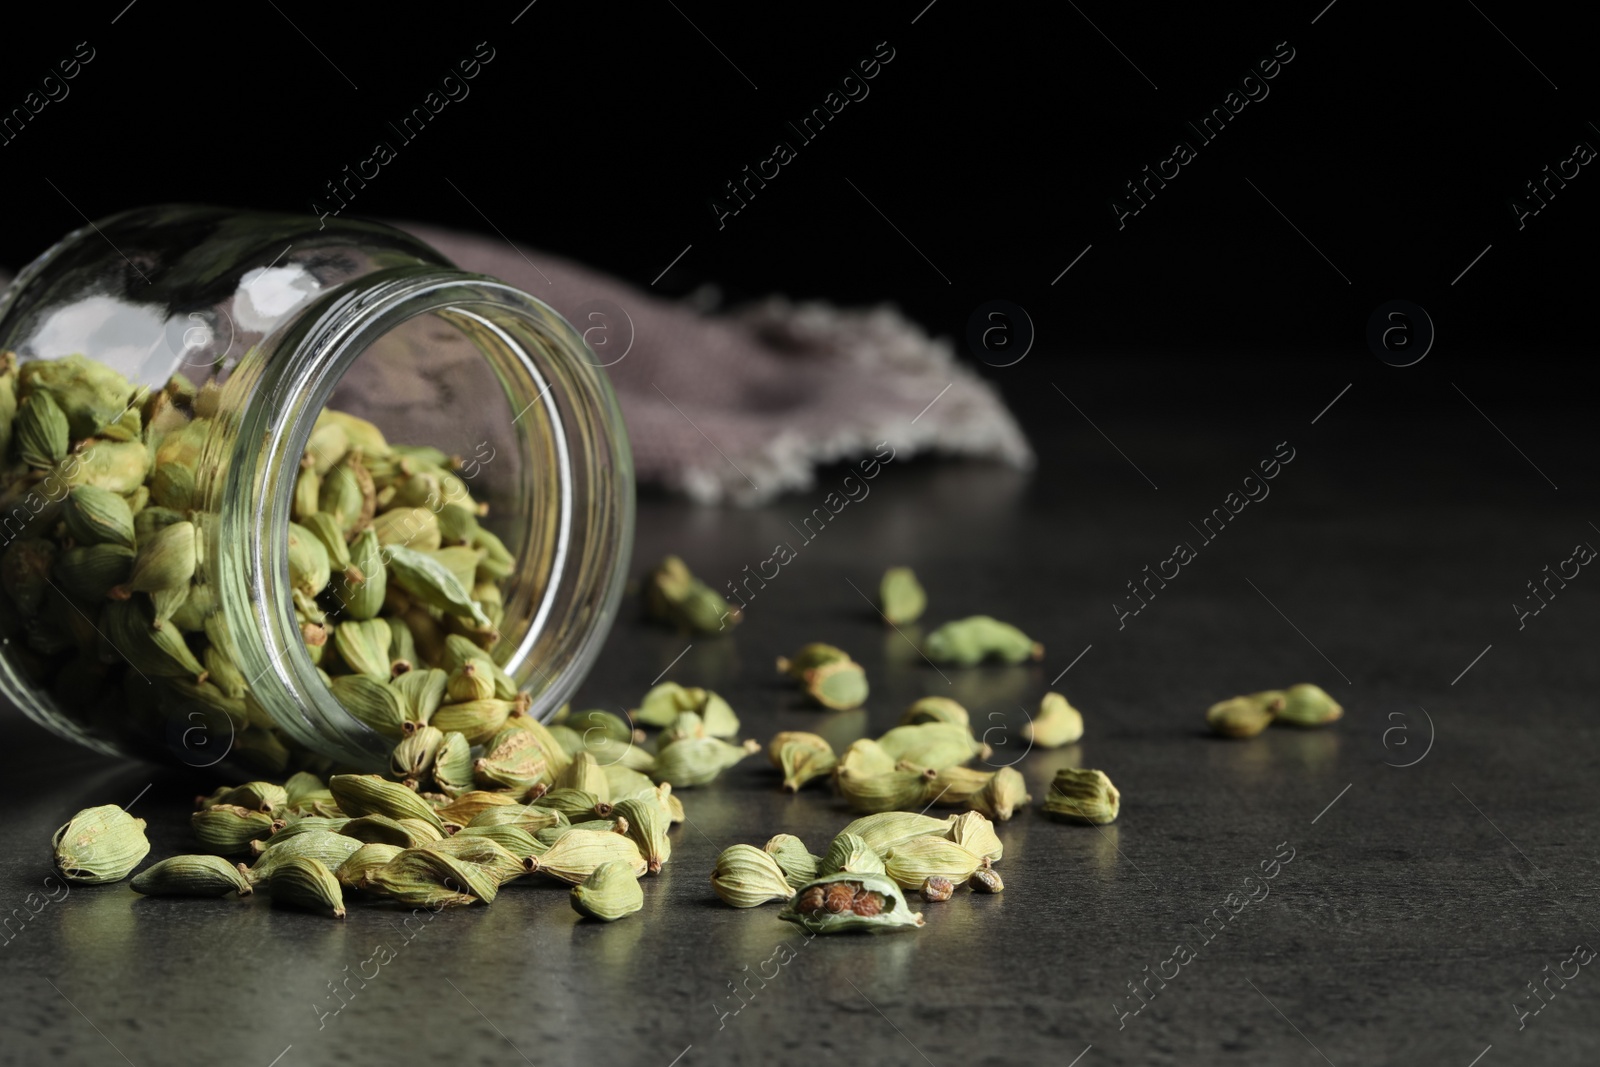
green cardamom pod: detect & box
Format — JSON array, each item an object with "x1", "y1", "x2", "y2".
[
  {"x1": 18, "y1": 353, "x2": 136, "y2": 439},
  {"x1": 878, "y1": 566, "x2": 926, "y2": 625},
  {"x1": 650, "y1": 737, "x2": 760, "y2": 788},
  {"x1": 436, "y1": 502, "x2": 480, "y2": 544},
  {"x1": 1027, "y1": 691, "x2": 1085, "y2": 747},
  {"x1": 774, "y1": 642, "x2": 850, "y2": 681},
  {"x1": 364, "y1": 847, "x2": 495, "y2": 907},
  {"x1": 246, "y1": 830, "x2": 365, "y2": 885},
  {"x1": 834, "y1": 738, "x2": 898, "y2": 780},
  {"x1": 711, "y1": 843, "x2": 795, "y2": 907},
  {"x1": 302, "y1": 511, "x2": 355, "y2": 576},
  {"x1": 291, "y1": 464, "x2": 321, "y2": 523},
  {"x1": 470, "y1": 527, "x2": 514, "y2": 583},
  {"x1": 335, "y1": 842, "x2": 404, "y2": 891},
  {"x1": 1206, "y1": 694, "x2": 1277, "y2": 738},
  {"x1": 570, "y1": 858, "x2": 644, "y2": 921},
  {"x1": 924, "y1": 615, "x2": 1044, "y2": 666},
  {"x1": 780, "y1": 872, "x2": 925, "y2": 933},
  {"x1": 800, "y1": 658, "x2": 869, "y2": 711},
  {"x1": 387, "y1": 544, "x2": 490, "y2": 627},
  {"x1": 373, "y1": 507, "x2": 442, "y2": 551},
  {"x1": 131, "y1": 853, "x2": 253, "y2": 897},
  {"x1": 430, "y1": 697, "x2": 515, "y2": 745},
  {"x1": 318, "y1": 455, "x2": 375, "y2": 537},
  {"x1": 926, "y1": 766, "x2": 994, "y2": 805},
  {"x1": 64, "y1": 439, "x2": 149, "y2": 494},
  {"x1": 390, "y1": 722, "x2": 445, "y2": 782},
  {"x1": 819, "y1": 832, "x2": 886, "y2": 877},
  {"x1": 466, "y1": 804, "x2": 567, "y2": 833},
  {"x1": 1274, "y1": 683, "x2": 1343, "y2": 727},
  {"x1": 51, "y1": 804, "x2": 151, "y2": 884},
  {"x1": 763, "y1": 833, "x2": 820, "y2": 888},
  {"x1": 330, "y1": 674, "x2": 406, "y2": 738},
  {"x1": 285, "y1": 521, "x2": 331, "y2": 600},
  {"x1": 430, "y1": 545, "x2": 483, "y2": 593},
  {"x1": 16, "y1": 392, "x2": 70, "y2": 468},
  {"x1": 328, "y1": 774, "x2": 446, "y2": 831},
  {"x1": 474, "y1": 728, "x2": 551, "y2": 794},
  {"x1": 1041, "y1": 767, "x2": 1121, "y2": 825},
  {"x1": 102, "y1": 597, "x2": 207, "y2": 679},
  {"x1": 767, "y1": 731, "x2": 836, "y2": 792},
  {"x1": 970, "y1": 766, "x2": 1031, "y2": 822},
  {"x1": 836, "y1": 767, "x2": 938, "y2": 814},
  {"x1": 114, "y1": 520, "x2": 196, "y2": 627},
  {"x1": 64, "y1": 486, "x2": 136, "y2": 548},
  {"x1": 389, "y1": 666, "x2": 447, "y2": 724},
  {"x1": 877, "y1": 722, "x2": 987, "y2": 769},
  {"x1": 630, "y1": 680, "x2": 699, "y2": 727},
  {"x1": 55, "y1": 544, "x2": 135, "y2": 602},
  {"x1": 190, "y1": 804, "x2": 276, "y2": 855},
  {"x1": 644, "y1": 555, "x2": 739, "y2": 634},
  {"x1": 883, "y1": 836, "x2": 985, "y2": 890},
  {"x1": 330, "y1": 526, "x2": 385, "y2": 621},
  {"x1": 452, "y1": 824, "x2": 542, "y2": 864},
  {"x1": 612, "y1": 797, "x2": 671, "y2": 874},
  {"x1": 838, "y1": 812, "x2": 953, "y2": 854},
  {"x1": 945, "y1": 810, "x2": 1004, "y2": 864},
  {"x1": 431, "y1": 729, "x2": 476, "y2": 797},
  {"x1": 433, "y1": 790, "x2": 520, "y2": 826},
  {"x1": 269, "y1": 856, "x2": 347, "y2": 918},
  {"x1": 528, "y1": 828, "x2": 646, "y2": 885},
  {"x1": 337, "y1": 814, "x2": 437, "y2": 848},
  {"x1": 207, "y1": 781, "x2": 288, "y2": 814},
  {"x1": 900, "y1": 696, "x2": 969, "y2": 728},
  {"x1": 333, "y1": 618, "x2": 392, "y2": 680},
  {"x1": 446, "y1": 662, "x2": 496, "y2": 702},
  {"x1": 421, "y1": 835, "x2": 527, "y2": 886}
]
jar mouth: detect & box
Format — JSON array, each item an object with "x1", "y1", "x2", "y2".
[{"x1": 215, "y1": 268, "x2": 634, "y2": 769}]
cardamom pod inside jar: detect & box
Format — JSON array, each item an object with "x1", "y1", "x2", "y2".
[{"x1": 0, "y1": 206, "x2": 633, "y2": 778}]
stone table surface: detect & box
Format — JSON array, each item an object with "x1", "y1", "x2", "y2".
[{"x1": 2, "y1": 362, "x2": 1595, "y2": 1067}]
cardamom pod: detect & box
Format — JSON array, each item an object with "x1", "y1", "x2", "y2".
[
  {"x1": 900, "y1": 696, "x2": 969, "y2": 728},
  {"x1": 1206, "y1": 695, "x2": 1276, "y2": 738},
  {"x1": 924, "y1": 615, "x2": 1044, "y2": 666},
  {"x1": 328, "y1": 774, "x2": 446, "y2": 831},
  {"x1": 365, "y1": 847, "x2": 497, "y2": 907},
  {"x1": 800, "y1": 658, "x2": 869, "y2": 711},
  {"x1": 834, "y1": 738, "x2": 897, "y2": 780},
  {"x1": 421, "y1": 835, "x2": 526, "y2": 886},
  {"x1": 390, "y1": 723, "x2": 445, "y2": 782},
  {"x1": 452, "y1": 824, "x2": 542, "y2": 864},
  {"x1": 429, "y1": 697, "x2": 514, "y2": 745},
  {"x1": 644, "y1": 555, "x2": 739, "y2": 634},
  {"x1": 285, "y1": 521, "x2": 331, "y2": 600},
  {"x1": 1041, "y1": 767, "x2": 1121, "y2": 825},
  {"x1": 836, "y1": 767, "x2": 938, "y2": 814},
  {"x1": 774, "y1": 642, "x2": 851, "y2": 680},
  {"x1": 877, "y1": 721, "x2": 987, "y2": 769},
  {"x1": 878, "y1": 566, "x2": 927, "y2": 625},
  {"x1": 52, "y1": 805, "x2": 151, "y2": 884},
  {"x1": 767, "y1": 731, "x2": 837, "y2": 792},
  {"x1": 131, "y1": 853, "x2": 253, "y2": 897},
  {"x1": 710, "y1": 843, "x2": 795, "y2": 907},
  {"x1": 190, "y1": 804, "x2": 275, "y2": 855},
  {"x1": 373, "y1": 507, "x2": 442, "y2": 551},
  {"x1": 1275, "y1": 683, "x2": 1343, "y2": 727},
  {"x1": 338, "y1": 814, "x2": 439, "y2": 848},
  {"x1": 64, "y1": 486, "x2": 136, "y2": 549},
  {"x1": 780, "y1": 872, "x2": 925, "y2": 933},
  {"x1": 330, "y1": 674, "x2": 406, "y2": 738},
  {"x1": 945, "y1": 810, "x2": 1004, "y2": 864},
  {"x1": 883, "y1": 836, "x2": 985, "y2": 890},
  {"x1": 335, "y1": 843, "x2": 405, "y2": 891},
  {"x1": 650, "y1": 737, "x2": 760, "y2": 788},
  {"x1": 570, "y1": 858, "x2": 644, "y2": 921},
  {"x1": 970, "y1": 765, "x2": 1031, "y2": 822},
  {"x1": 612, "y1": 798, "x2": 671, "y2": 874},
  {"x1": 819, "y1": 832, "x2": 886, "y2": 877},
  {"x1": 245, "y1": 831, "x2": 364, "y2": 885},
  {"x1": 16, "y1": 392, "x2": 70, "y2": 468},
  {"x1": 1026, "y1": 691, "x2": 1085, "y2": 747},
  {"x1": 389, "y1": 666, "x2": 448, "y2": 723},
  {"x1": 269, "y1": 856, "x2": 346, "y2": 918},
  {"x1": 475, "y1": 728, "x2": 550, "y2": 794},
  {"x1": 55, "y1": 544, "x2": 135, "y2": 602},
  {"x1": 529, "y1": 828, "x2": 646, "y2": 885},
  {"x1": 331, "y1": 526, "x2": 386, "y2": 621},
  {"x1": 838, "y1": 812, "x2": 953, "y2": 854},
  {"x1": 764, "y1": 834, "x2": 820, "y2": 888},
  {"x1": 431, "y1": 729, "x2": 476, "y2": 797}
]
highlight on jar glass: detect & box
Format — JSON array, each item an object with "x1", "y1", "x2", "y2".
[{"x1": 0, "y1": 205, "x2": 634, "y2": 779}]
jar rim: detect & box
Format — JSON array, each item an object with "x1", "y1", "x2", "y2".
[{"x1": 216, "y1": 267, "x2": 634, "y2": 769}]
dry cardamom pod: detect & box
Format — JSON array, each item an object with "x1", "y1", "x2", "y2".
[
  {"x1": 131, "y1": 854, "x2": 253, "y2": 897},
  {"x1": 328, "y1": 774, "x2": 446, "y2": 831},
  {"x1": 945, "y1": 811, "x2": 1004, "y2": 864},
  {"x1": 882, "y1": 837, "x2": 984, "y2": 890},
  {"x1": 836, "y1": 767, "x2": 938, "y2": 814},
  {"x1": 780, "y1": 872, "x2": 924, "y2": 933},
  {"x1": 925, "y1": 766, "x2": 995, "y2": 805},
  {"x1": 764, "y1": 834, "x2": 820, "y2": 888},
  {"x1": 924, "y1": 615, "x2": 1043, "y2": 666},
  {"x1": 52, "y1": 805, "x2": 150, "y2": 885},
  {"x1": 710, "y1": 844, "x2": 795, "y2": 907},
  {"x1": 528, "y1": 828, "x2": 646, "y2": 885},
  {"x1": 834, "y1": 738, "x2": 898, "y2": 780},
  {"x1": 877, "y1": 722, "x2": 987, "y2": 770},
  {"x1": 801, "y1": 658, "x2": 869, "y2": 711},
  {"x1": 644, "y1": 555, "x2": 739, "y2": 634},
  {"x1": 1041, "y1": 767, "x2": 1121, "y2": 825},
  {"x1": 430, "y1": 697, "x2": 515, "y2": 745},
  {"x1": 245, "y1": 831, "x2": 364, "y2": 886},
  {"x1": 969, "y1": 766, "x2": 1031, "y2": 822},
  {"x1": 390, "y1": 723, "x2": 445, "y2": 782},
  {"x1": 570, "y1": 858, "x2": 645, "y2": 922},
  {"x1": 421, "y1": 835, "x2": 526, "y2": 886},
  {"x1": 767, "y1": 731, "x2": 837, "y2": 792},
  {"x1": 335, "y1": 843, "x2": 406, "y2": 890},
  {"x1": 878, "y1": 567, "x2": 926, "y2": 625},
  {"x1": 64, "y1": 485, "x2": 136, "y2": 549},
  {"x1": 1206, "y1": 695, "x2": 1277, "y2": 738},
  {"x1": 269, "y1": 856, "x2": 346, "y2": 918},
  {"x1": 1026, "y1": 691, "x2": 1085, "y2": 747},
  {"x1": 365, "y1": 847, "x2": 497, "y2": 906},
  {"x1": 650, "y1": 737, "x2": 760, "y2": 788},
  {"x1": 190, "y1": 804, "x2": 275, "y2": 855},
  {"x1": 386, "y1": 545, "x2": 491, "y2": 628},
  {"x1": 330, "y1": 674, "x2": 407, "y2": 739},
  {"x1": 612, "y1": 797, "x2": 671, "y2": 874},
  {"x1": 819, "y1": 832, "x2": 886, "y2": 877},
  {"x1": 838, "y1": 812, "x2": 953, "y2": 855},
  {"x1": 1274, "y1": 683, "x2": 1343, "y2": 727},
  {"x1": 900, "y1": 696, "x2": 969, "y2": 728}
]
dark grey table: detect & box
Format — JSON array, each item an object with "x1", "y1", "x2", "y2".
[{"x1": 3, "y1": 357, "x2": 1594, "y2": 1067}]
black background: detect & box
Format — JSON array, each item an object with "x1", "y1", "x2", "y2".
[{"x1": 1, "y1": 1, "x2": 1591, "y2": 407}]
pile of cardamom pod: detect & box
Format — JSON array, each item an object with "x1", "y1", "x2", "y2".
[
  {"x1": 0, "y1": 351, "x2": 523, "y2": 774},
  {"x1": 709, "y1": 810, "x2": 1010, "y2": 933}
]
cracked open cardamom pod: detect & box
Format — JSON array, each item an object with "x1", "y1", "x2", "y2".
[{"x1": 780, "y1": 872, "x2": 924, "y2": 933}]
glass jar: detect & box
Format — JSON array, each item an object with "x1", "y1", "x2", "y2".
[{"x1": 0, "y1": 205, "x2": 633, "y2": 777}]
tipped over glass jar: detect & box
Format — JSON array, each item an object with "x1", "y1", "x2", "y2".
[{"x1": 0, "y1": 205, "x2": 633, "y2": 778}]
